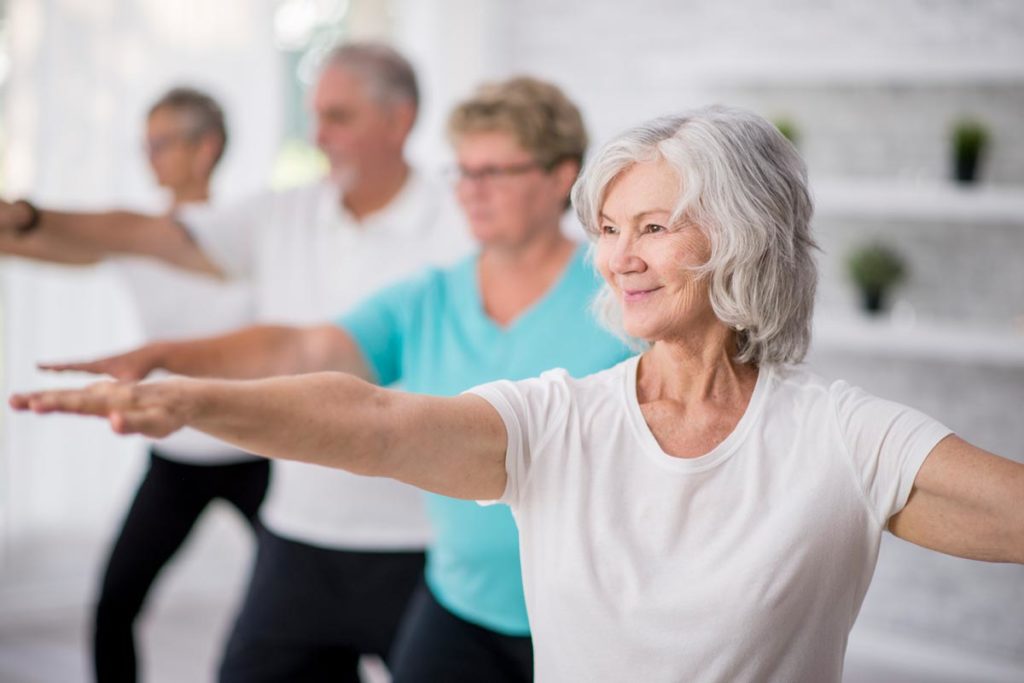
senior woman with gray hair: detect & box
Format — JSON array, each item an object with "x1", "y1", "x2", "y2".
[{"x1": 14, "y1": 105, "x2": 1024, "y2": 682}]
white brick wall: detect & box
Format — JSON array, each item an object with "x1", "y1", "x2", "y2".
[{"x1": 491, "y1": 0, "x2": 1024, "y2": 673}]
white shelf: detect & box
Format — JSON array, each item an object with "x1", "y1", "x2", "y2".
[
  {"x1": 811, "y1": 179, "x2": 1024, "y2": 225},
  {"x1": 641, "y1": 55, "x2": 1024, "y2": 88},
  {"x1": 811, "y1": 315, "x2": 1024, "y2": 367}
]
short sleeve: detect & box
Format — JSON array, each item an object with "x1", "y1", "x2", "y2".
[
  {"x1": 176, "y1": 195, "x2": 264, "y2": 280},
  {"x1": 465, "y1": 369, "x2": 573, "y2": 508},
  {"x1": 335, "y1": 270, "x2": 434, "y2": 387},
  {"x1": 831, "y1": 381, "x2": 953, "y2": 525}
]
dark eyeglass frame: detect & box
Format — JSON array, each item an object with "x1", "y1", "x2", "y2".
[{"x1": 446, "y1": 160, "x2": 551, "y2": 184}]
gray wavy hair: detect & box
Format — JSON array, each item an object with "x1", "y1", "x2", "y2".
[{"x1": 572, "y1": 105, "x2": 819, "y2": 365}]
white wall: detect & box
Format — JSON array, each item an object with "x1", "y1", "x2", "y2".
[{"x1": 1, "y1": 0, "x2": 281, "y2": 551}]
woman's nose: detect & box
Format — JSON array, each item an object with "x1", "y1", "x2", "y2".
[{"x1": 608, "y1": 234, "x2": 645, "y2": 274}]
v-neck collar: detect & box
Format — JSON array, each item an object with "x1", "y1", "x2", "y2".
[{"x1": 468, "y1": 243, "x2": 586, "y2": 334}]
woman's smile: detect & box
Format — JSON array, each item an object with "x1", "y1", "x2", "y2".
[{"x1": 621, "y1": 286, "x2": 663, "y2": 303}]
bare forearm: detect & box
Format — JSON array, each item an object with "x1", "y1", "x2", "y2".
[
  {"x1": 177, "y1": 372, "x2": 506, "y2": 495},
  {"x1": 177, "y1": 372, "x2": 392, "y2": 476},
  {"x1": 44, "y1": 324, "x2": 368, "y2": 385},
  {"x1": 13, "y1": 371, "x2": 508, "y2": 499},
  {"x1": 155, "y1": 326, "x2": 320, "y2": 379},
  {"x1": 0, "y1": 230, "x2": 104, "y2": 265},
  {"x1": 38, "y1": 209, "x2": 219, "y2": 275},
  {"x1": 41, "y1": 209, "x2": 165, "y2": 252}
]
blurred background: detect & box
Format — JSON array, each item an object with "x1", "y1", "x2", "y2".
[{"x1": 0, "y1": 0, "x2": 1022, "y2": 681}]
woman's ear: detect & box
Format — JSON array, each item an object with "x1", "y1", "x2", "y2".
[
  {"x1": 192, "y1": 134, "x2": 223, "y2": 179},
  {"x1": 553, "y1": 159, "x2": 582, "y2": 205}
]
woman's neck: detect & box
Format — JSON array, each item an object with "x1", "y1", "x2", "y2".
[
  {"x1": 171, "y1": 180, "x2": 210, "y2": 207},
  {"x1": 481, "y1": 223, "x2": 574, "y2": 272},
  {"x1": 638, "y1": 331, "x2": 757, "y2": 407},
  {"x1": 477, "y1": 225, "x2": 576, "y2": 326}
]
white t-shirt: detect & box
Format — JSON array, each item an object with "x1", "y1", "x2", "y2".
[
  {"x1": 108, "y1": 202, "x2": 258, "y2": 465},
  {"x1": 180, "y1": 173, "x2": 470, "y2": 550},
  {"x1": 469, "y1": 355, "x2": 951, "y2": 683}
]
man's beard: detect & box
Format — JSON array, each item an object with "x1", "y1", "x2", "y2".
[{"x1": 328, "y1": 162, "x2": 357, "y2": 191}]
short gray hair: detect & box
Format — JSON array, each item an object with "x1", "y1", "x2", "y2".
[
  {"x1": 572, "y1": 105, "x2": 818, "y2": 366},
  {"x1": 321, "y1": 42, "x2": 419, "y2": 115},
  {"x1": 148, "y1": 86, "x2": 228, "y2": 166}
]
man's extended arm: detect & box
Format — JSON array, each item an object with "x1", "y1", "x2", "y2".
[{"x1": 0, "y1": 200, "x2": 222, "y2": 275}]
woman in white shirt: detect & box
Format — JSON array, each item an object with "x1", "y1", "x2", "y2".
[
  {"x1": 2, "y1": 87, "x2": 267, "y2": 683},
  {"x1": 13, "y1": 105, "x2": 1024, "y2": 683}
]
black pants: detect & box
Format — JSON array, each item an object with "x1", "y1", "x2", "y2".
[
  {"x1": 389, "y1": 582, "x2": 534, "y2": 683},
  {"x1": 218, "y1": 527, "x2": 426, "y2": 683},
  {"x1": 93, "y1": 449, "x2": 270, "y2": 683}
]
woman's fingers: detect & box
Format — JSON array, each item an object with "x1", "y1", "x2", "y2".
[
  {"x1": 110, "y1": 406, "x2": 181, "y2": 438},
  {"x1": 38, "y1": 351, "x2": 152, "y2": 381},
  {"x1": 37, "y1": 358, "x2": 131, "y2": 378},
  {"x1": 12, "y1": 380, "x2": 186, "y2": 439},
  {"x1": 8, "y1": 393, "x2": 31, "y2": 410},
  {"x1": 39, "y1": 359, "x2": 101, "y2": 372},
  {"x1": 11, "y1": 381, "x2": 142, "y2": 416}
]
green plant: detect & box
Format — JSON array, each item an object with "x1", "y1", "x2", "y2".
[
  {"x1": 953, "y1": 119, "x2": 989, "y2": 158},
  {"x1": 846, "y1": 243, "x2": 906, "y2": 292},
  {"x1": 951, "y1": 118, "x2": 990, "y2": 183},
  {"x1": 773, "y1": 118, "x2": 799, "y2": 146},
  {"x1": 846, "y1": 243, "x2": 907, "y2": 313},
  {"x1": 847, "y1": 242, "x2": 905, "y2": 290}
]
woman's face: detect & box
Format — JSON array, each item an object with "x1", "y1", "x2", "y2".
[
  {"x1": 594, "y1": 158, "x2": 716, "y2": 343},
  {"x1": 145, "y1": 107, "x2": 208, "y2": 191},
  {"x1": 146, "y1": 109, "x2": 197, "y2": 189},
  {"x1": 454, "y1": 131, "x2": 571, "y2": 247}
]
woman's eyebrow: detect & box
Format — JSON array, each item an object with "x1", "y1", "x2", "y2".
[{"x1": 598, "y1": 209, "x2": 672, "y2": 223}]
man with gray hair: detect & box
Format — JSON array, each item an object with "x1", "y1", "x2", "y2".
[{"x1": 1, "y1": 42, "x2": 468, "y2": 681}]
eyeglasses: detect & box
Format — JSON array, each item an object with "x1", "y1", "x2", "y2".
[
  {"x1": 445, "y1": 160, "x2": 547, "y2": 185},
  {"x1": 144, "y1": 133, "x2": 194, "y2": 157}
]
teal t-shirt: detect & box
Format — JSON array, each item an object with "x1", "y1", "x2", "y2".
[{"x1": 337, "y1": 244, "x2": 633, "y2": 635}]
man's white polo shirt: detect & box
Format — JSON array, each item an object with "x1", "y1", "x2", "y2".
[{"x1": 180, "y1": 171, "x2": 470, "y2": 550}]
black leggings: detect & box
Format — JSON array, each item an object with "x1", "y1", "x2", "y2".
[
  {"x1": 219, "y1": 528, "x2": 425, "y2": 683},
  {"x1": 93, "y1": 449, "x2": 269, "y2": 683},
  {"x1": 389, "y1": 582, "x2": 533, "y2": 683}
]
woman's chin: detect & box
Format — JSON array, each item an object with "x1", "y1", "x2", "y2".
[
  {"x1": 621, "y1": 321, "x2": 657, "y2": 343},
  {"x1": 469, "y1": 224, "x2": 504, "y2": 245}
]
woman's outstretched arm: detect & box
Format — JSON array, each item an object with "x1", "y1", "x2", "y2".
[
  {"x1": 39, "y1": 324, "x2": 368, "y2": 382},
  {"x1": 889, "y1": 435, "x2": 1024, "y2": 564},
  {"x1": 11, "y1": 373, "x2": 509, "y2": 501}
]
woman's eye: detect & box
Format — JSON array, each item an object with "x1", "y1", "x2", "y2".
[
  {"x1": 644, "y1": 223, "x2": 666, "y2": 234},
  {"x1": 600, "y1": 225, "x2": 618, "y2": 235}
]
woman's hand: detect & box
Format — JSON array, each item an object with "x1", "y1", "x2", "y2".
[
  {"x1": 38, "y1": 344, "x2": 168, "y2": 381},
  {"x1": 10, "y1": 378, "x2": 191, "y2": 438}
]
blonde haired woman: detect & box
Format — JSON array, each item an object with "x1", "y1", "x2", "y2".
[{"x1": 22, "y1": 78, "x2": 631, "y2": 682}]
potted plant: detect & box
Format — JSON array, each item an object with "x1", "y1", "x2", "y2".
[
  {"x1": 846, "y1": 242, "x2": 907, "y2": 314},
  {"x1": 951, "y1": 118, "x2": 989, "y2": 184}
]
